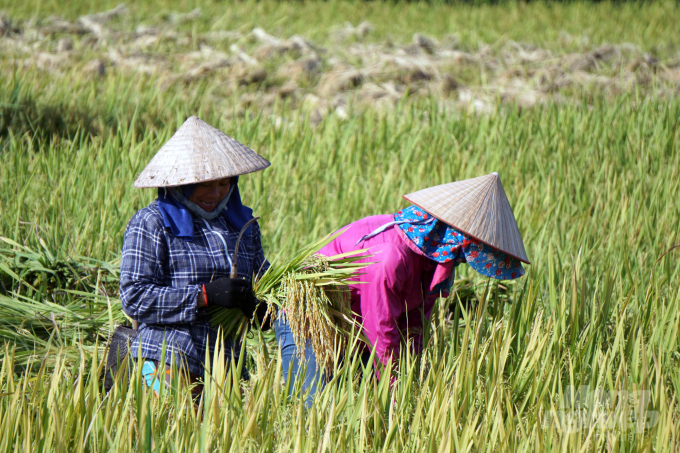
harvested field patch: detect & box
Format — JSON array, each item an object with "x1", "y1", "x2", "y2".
[{"x1": 1, "y1": 2, "x2": 678, "y2": 119}]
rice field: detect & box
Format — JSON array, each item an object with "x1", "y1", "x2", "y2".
[{"x1": 1, "y1": 0, "x2": 680, "y2": 451}]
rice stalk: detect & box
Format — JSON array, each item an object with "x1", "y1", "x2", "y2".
[{"x1": 272, "y1": 254, "x2": 355, "y2": 374}]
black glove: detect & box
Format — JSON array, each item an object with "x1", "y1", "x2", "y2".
[{"x1": 204, "y1": 277, "x2": 255, "y2": 316}]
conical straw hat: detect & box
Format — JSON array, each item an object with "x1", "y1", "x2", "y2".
[
  {"x1": 403, "y1": 173, "x2": 530, "y2": 264},
  {"x1": 134, "y1": 116, "x2": 271, "y2": 188}
]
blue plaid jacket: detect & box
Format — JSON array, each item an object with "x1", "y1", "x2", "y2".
[{"x1": 119, "y1": 200, "x2": 269, "y2": 376}]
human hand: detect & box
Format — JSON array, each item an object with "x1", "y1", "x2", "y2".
[{"x1": 203, "y1": 277, "x2": 253, "y2": 316}]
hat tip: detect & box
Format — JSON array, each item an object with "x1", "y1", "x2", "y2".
[{"x1": 491, "y1": 172, "x2": 498, "y2": 176}]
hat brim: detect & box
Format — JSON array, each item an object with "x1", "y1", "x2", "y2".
[
  {"x1": 404, "y1": 196, "x2": 531, "y2": 264},
  {"x1": 133, "y1": 160, "x2": 271, "y2": 188}
]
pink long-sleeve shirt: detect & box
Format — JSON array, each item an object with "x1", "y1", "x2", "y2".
[{"x1": 319, "y1": 215, "x2": 455, "y2": 365}]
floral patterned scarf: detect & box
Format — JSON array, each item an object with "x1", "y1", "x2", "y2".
[{"x1": 394, "y1": 206, "x2": 525, "y2": 280}]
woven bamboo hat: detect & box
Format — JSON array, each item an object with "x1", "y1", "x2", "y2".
[
  {"x1": 403, "y1": 173, "x2": 530, "y2": 264},
  {"x1": 133, "y1": 116, "x2": 271, "y2": 188}
]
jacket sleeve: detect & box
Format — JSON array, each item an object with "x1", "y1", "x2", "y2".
[
  {"x1": 358, "y1": 244, "x2": 410, "y2": 365},
  {"x1": 119, "y1": 211, "x2": 200, "y2": 325}
]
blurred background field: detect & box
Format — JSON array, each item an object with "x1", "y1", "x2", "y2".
[{"x1": 0, "y1": 0, "x2": 679, "y2": 451}]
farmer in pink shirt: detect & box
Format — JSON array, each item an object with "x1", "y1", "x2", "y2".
[{"x1": 275, "y1": 173, "x2": 529, "y2": 404}]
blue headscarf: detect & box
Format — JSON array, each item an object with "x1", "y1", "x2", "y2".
[
  {"x1": 157, "y1": 177, "x2": 255, "y2": 241},
  {"x1": 394, "y1": 206, "x2": 525, "y2": 280}
]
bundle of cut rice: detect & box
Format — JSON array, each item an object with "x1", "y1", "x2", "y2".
[{"x1": 210, "y1": 233, "x2": 368, "y2": 373}]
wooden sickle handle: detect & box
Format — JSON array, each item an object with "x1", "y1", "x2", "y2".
[{"x1": 230, "y1": 216, "x2": 260, "y2": 279}]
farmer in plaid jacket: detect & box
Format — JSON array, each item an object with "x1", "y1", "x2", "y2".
[{"x1": 120, "y1": 116, "x2": 271, "y2": 393}]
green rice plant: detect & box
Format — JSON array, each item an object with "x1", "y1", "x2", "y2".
[
  {"x1": 0, "y1": 85, "x2": 678, "y2": 448},
  {"x1": 0, "y1": 236, "x2": 120, "y2": 300},
  {"x1": 0, "y1": 236, "x2": 125, "y2": 370},
  {"x1": 0, "y1": 290, "x2": 126, "y2": 370},
  {"x1": 1, "y1": 255, "x2": 679, "y2": 452},
  {"x1": 4, "y1": 0, "x2": 680, "y2": 56}
]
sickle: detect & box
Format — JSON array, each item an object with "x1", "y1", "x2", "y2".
[{"x1": 230, "y1": 216, "x2": 260, "y2": 279}]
